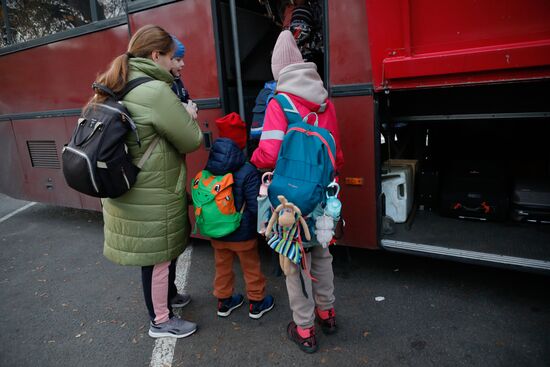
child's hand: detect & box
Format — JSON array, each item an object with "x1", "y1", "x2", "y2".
[{"x1": 183, "y1": 100, "x2": 198, "y2": 119}]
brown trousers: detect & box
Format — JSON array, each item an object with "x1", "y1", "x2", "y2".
[{"x1": 211, "y1": 238, "x2": 266, "y2": 302}]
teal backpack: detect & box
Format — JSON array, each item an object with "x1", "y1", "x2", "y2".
[
  {"x1": 268, "y1": 93, "x2": 337, "y2": 216},
  {"x1": 191, "y1": 170, "x2": 243, "y2": 238}
]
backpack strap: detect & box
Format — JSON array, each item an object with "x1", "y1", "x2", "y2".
[
  {"x1": 136, "y1": 136, "x2": 160, "y2": 169},
  {"x1": 118, "y1": 77, "x2": 154, "y2": 100},
  {"x1": 91, "y1": 82, "x2": 116, "y2": 99},
  {"x1": 274, "y1": 93, "x2": 302, "y2": 125},
  {"x1": 91, "y1": 77, "x2": 153, "y2": 101},
  {"x1": 120, "y1": 77, "x2": 155, "y2": 147}
]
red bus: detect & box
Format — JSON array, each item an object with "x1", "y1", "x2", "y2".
[{"x1": 1, "y1": 0, "x2": 549, "y2": 272}]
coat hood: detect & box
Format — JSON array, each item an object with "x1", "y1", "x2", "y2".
[
  {"x1": 129, "y1": 57, "x2": 174, "y2": 84},
  {"x1": 206, "y1": 138, "x2": 245, "y2": 175},
  {"x1": 276, "y1": 62, "x2": 328, "y2": 105}
]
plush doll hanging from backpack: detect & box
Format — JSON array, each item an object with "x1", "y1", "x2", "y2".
[{"x1": 266, "y1": 195, "x2": 311, "y2": 266}]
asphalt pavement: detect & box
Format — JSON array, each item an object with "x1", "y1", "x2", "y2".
[{"x1": 0, "y1": 194, "x2": 549, "y2": 367}]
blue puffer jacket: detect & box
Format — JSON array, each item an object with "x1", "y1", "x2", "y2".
[{"x1": 205, "y1": 138, "x2": 260, "y2": 242}]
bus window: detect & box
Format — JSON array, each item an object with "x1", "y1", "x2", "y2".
[{"x1": 0, "y1": 0, "x2": 128, "y2": 47}]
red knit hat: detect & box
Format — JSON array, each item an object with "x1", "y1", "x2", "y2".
[
  {"x1": 215, "y1": 112, "x2": 247, "y2": 150},
  {"x1": 271, "y1": 30, "x2": 304, "y2": 80}
]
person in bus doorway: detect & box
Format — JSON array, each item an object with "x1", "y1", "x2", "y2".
[
  {"x1": 201, "y1": 137, "x2": 275, "y2": 319},
  {"x1": 98, "y1": 24, "x2": 202, "y2": 339},
  {"x1": 251, "y1": 30, "x2": 344, "y2": 353},
  {"x1": 169, "y1": 35, "x2": 198, "y2": 119}
]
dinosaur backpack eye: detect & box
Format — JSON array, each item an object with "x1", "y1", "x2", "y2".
[
  {"x1": 214, "y1": 184, "x2": 221, "y2": 192},
  {"x1": 225, "y1": 196, "x2": 230, "y2": 201},
  {"x1": 193, "y1": 178, "x2": 199, "y2": 187}
]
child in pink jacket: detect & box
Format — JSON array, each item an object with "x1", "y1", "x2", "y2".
[
  {"x1": 251, "y1": 30, "x2": 344, "y2": 353},
  {"x1": 250, "y1": 39, "x2": 344, "y2": 173}
]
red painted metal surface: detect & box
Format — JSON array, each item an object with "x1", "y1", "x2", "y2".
[
  {"x1": 12, "y1": 118, "x2": 83, "y2": 206},
  {"x1": 365, "y1": 0, "x2": 550, "y2": 90},
  {"x1": 0, "y1": 28, "x2": 129, "y2": 114},
  {"x1": 0, "y1": 121, "x2": 25, "y2": 199},
  {"x1": 332, "y1": 96, "x2": 377, "y2": 249},
  {"x1": 328, "y1": 0, "x2": 372, "y2": 84},
  {"x1": 327, "y1": 0, "x2": 377, "y2": 249}
]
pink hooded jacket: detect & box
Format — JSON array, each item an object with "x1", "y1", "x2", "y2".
[{"x1": 251, "y1": 62, "x2": 344, "y2": 173}]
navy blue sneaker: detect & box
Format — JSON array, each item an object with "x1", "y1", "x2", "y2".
[
  {"x1": 217, "y1": 294, "x2": 244, "y2": 317},
  {"x1": 249, "y1": 295, "x2": 274, "y2": 319}
]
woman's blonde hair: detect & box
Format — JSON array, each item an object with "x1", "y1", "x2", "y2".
[{"x1": 90, "y1": 24, "x2": 174, "y2": 104}]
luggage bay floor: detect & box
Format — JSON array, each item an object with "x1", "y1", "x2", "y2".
[{"x1": 382, "y1": 210, "x2": 550, "y2": 267}]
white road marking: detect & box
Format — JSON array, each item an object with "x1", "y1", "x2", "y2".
[
  {"x1": 150, "y1": 245, "x2": 194, "y2": 367},
  {"x1": 0, "y1": 202, "x2": 36, "y2": 223}
]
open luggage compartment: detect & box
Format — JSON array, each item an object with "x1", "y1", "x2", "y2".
[{"x1": 377, "y1": 80, "x2": 550, "y2": 273}]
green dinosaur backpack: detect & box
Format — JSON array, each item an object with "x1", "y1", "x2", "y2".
[{"x1": 191, "y1": 170, "x2": 244, "y2": 238}]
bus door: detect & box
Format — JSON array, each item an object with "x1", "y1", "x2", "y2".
[
  {"x1": 212, "y1": 0, "x2": 378, "y2": 249},
  {"x1": 212, "y1": 0, "x2": 280, "y2": 143}
]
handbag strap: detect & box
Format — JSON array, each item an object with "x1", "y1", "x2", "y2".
[{"x1": 137, "y1": 136, "x2": 160, "y2": 169}]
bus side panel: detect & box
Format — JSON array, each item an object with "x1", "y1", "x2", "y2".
[
  {"x1": 365, "y1": 0, "x2": 550, "y2": 90},
  {"x1": 0, "y1": 121, "x2": 25, "y2": 200},
  {"x1": 332, "y1": 96, "x2": 377, "y2": 249},
  {"x1": 328, "y1": 0, "x2": 372, "y2": 84},
  {"x1": 12, "y1": 118, "x2": 82, "y2": 207},
  {"x1": 0, "y1": 28, "x2": 129, "y2": 114},
  {"x1": 130, "y1": 0, "x2": 220, "y2": 99},
  {"x1": 329, "y1": 0, "x2": 377, "y2": 249}
]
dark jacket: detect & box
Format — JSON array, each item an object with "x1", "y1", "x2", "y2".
[
  {"x1": 205, "y1": 138, "x2": 260, "y2": 242},
  {"x1": 171, "y1": 77, "x2": 190, "y2": 103}
]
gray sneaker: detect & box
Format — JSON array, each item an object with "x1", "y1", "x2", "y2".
[
  {"x1": 148, "y1": 317, "x2": 197, "y2": 338},
  {"x1": 170, "y1": 293, "x2": 191, "y2": 308}
]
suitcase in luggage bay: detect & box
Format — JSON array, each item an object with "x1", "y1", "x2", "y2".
[
  {"x1": 439, "y1": 161, "x2": 510, "y2": 221},
  {"x1": 511, "y1": 178, "x2": 550, "y2": 223},
  {"x1": 381, "y1": 165, "x2": 413, "y2": 223},
  {"x1": 417, "y1": 163, "x2": 439, "y2": 211}
]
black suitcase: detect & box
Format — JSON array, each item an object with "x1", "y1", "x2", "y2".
[
  {"x1": 511, "y1": 178, "x2": 550, "y2": 223},
  {"x1": 439, "y1": 161, "x2": 510, "y2": 221},
  {"x1": 417, "y1": 164, "x2": 439, "y2": 211}
]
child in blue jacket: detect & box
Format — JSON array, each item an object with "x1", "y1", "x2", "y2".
[{"x1": 205, "y1": 138, "x2": 274, "y2": 319}]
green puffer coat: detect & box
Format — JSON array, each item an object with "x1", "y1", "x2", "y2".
[{"x1": 102, "y1": 58, "x2": 202, "y2": 266}]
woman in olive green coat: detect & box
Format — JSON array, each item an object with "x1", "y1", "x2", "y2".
[{"x1": 93, "y1": 25, "x2": 202, "y2": 338}]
